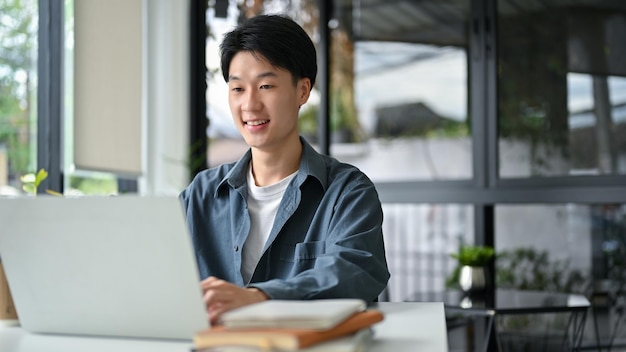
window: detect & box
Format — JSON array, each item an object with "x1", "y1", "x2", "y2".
[
  {"x1": 330, "y1": 0, "x2": 472, "y2": 182},
  {"x1": 384, "y1": 203, "x2": 473, "y2": 302},
  {"x1": 498, "y1": 1, "x2": 626, "y2": 177},
  {"x1": 0, "y1": 0, "x2": 38, "y2": 196}
]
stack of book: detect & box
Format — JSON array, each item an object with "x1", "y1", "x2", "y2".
[{"x1": 193, "y1": 299, "x2": 384, "y2": 351}]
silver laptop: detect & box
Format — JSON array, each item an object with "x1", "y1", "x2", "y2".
[{"x1": 0, "y1": 196, "x2": 209, "y2": 340}]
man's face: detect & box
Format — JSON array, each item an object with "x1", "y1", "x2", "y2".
[{"x1": 227, "y1": 51, "x2": 311, "y2": 152}]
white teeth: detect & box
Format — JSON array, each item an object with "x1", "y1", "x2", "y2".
[{"x1": 246, "y1": 120, "x2": 268, "y2": 126}]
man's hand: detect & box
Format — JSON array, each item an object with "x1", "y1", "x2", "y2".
[{"x1": 200, "y1": 276, "x2": 269, "y2": 324}]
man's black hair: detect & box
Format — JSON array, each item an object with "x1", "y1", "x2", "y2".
[{"x1": 219, "y1": 14, "x2": 317, "y2": 89}]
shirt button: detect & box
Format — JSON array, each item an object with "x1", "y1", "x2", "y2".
[{"x1": 234, "y1": 245, "x2": 239, "y2": 251}]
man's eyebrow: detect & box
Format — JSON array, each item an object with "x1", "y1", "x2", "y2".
[
  {"x1": 257, "y1": 71, "x2": 278, "y2": 79},
  {"x1": 228, "y1": 71, "x2": 278, "y2": 82}
]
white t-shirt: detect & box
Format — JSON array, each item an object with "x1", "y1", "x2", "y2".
[{"x1": 241, "y1": 164, "x2": 298, "y2": 283}]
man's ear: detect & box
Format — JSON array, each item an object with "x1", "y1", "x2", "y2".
[{"x1": 298, "y1": 78, "x2": 312, "y2": 105}]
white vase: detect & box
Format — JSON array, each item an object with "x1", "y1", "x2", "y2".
[{"x1": 459, "y1": 265, "x2": 488, "y2": 293}]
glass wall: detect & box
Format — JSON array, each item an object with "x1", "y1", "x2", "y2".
[
  {"x1": 203, "y1": 0, "x2": 472, "y2": 183},
  {"x1": 495, "y1": 203, "x2": 626, "y2": 344},
  {"x1": 383, "y1": 203, "x2": 473, "y2": 302},
  {"x1": 495, "y1": 3, "x2": 626, "y2": 347},
  {"x1": 498, "y1": 1, "x2": 626, "y2": 178},
  {"x1": 329, "y1": 0, "x2": 472, "y2": 182},
  {"x1": 495, "y1": 204, "x2": 592, "y2": 293},
  {"x1": 0, "y1": 0, "x2": 38, "y2": 196}
]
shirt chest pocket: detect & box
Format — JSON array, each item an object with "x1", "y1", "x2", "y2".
[{"x1": 279, "y1": 241, "x2": 326, "y2": 262}]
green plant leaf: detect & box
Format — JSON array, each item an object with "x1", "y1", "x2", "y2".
[
  {"x1": 450, "y1": 245, "x2": 494, "y2": 266},
  {"x1": 20, "y1": 173, "x2": 35, "y2": 184},
  {"x1": 22, "y1": 184, "x2": 35, "y2": 194},
  {"x1": 20, "y1": 168, "x2": 50, "y2": 195},
  {"x1": 34, "y1": 168, "x2": 48, "y2": 187},
  {"x1": 45, "y1": 189, "x2": 63, "y2": 197}
]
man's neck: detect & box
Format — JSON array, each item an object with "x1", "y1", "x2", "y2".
[{"x1": 250, "y1": 138, "x2": 302, "y2": 187}]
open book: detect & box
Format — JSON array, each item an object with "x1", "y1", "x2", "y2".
[
  {"x1": 194, "y1": 309, "x2": 384, "y2": 351},
  {"x1": 219, "y1": 299, "x2": 368, "y2": 330}
]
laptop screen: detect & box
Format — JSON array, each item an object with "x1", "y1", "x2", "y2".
[{"x1": 0, "y1": 196, "x2": 209, "y2": 340}]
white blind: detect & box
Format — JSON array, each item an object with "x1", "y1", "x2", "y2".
[{"x1": 74, "y1": 0, "x2": 143, "y2": 175}]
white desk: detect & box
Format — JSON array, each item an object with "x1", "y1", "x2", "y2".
[{"x1": 0, "y1": 302, "x2": 447, "y2": 352}]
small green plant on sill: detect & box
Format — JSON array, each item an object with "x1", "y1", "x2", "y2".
[
  {"x1": 20, "y1": 168, "x2": 62, "y2": 196},
  {"x1": 450, "y1": 245, "x2": 495, "y2": 267}
]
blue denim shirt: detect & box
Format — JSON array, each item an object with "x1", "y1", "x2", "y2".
[{"x1": 179, "y1": 138, "x2": 390, "y2": 302}]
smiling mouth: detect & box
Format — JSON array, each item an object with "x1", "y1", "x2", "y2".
[{"x1": 245, "y1": 120, "x2": 269, "y2": 126}]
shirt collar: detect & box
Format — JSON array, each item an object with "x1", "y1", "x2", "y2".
[
  {"x1": 215, "y1": 137, "x2": 328, "y2": 197},
  {"x1": 296, "y1": 137, "x2": 327, "y2": 191}
]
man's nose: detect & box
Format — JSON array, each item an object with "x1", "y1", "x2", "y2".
[{"x1": 242, "y1": 90, "x2": 261, "y2": 111}]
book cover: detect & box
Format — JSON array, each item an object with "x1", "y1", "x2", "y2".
[
  {"x1": 302, "y1": 328, "x2": 373, "y2": 352},
  {"x1": 193, "y1": 309, "x2": 384, "y2": 351},
  {"x1": 219, "y1": 299, "x2": 367, "y2": 330},
  {"x1": 192, "y1": 328, "x2": 373, "y2": 352}
]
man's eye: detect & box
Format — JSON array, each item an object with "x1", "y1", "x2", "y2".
[
  {"x1": 260, "y1": 85, "x2": 272, "y2": 89},
  {"x1": 231, "y1": 87, "x2": 243, "y2": 92}
]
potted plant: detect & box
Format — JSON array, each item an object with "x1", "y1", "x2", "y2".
[{"x1": 449, "y1": 245, "x2": 495, "y2": 293}]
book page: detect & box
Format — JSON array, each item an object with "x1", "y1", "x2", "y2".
[{"x1": 220, "y1": 299, "x2": 367, "y2": 330}]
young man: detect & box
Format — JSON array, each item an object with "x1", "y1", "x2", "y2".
[{"x1": 180, "y1": 14, "x2": 389, "y2": 324}]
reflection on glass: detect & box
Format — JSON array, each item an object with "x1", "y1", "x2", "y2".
[
  {"x1": 495, "y1": 204, "x2": 594, "y2": 294},
  {"x1": 567, "y1": 74, "x2": 626, "y2": 175},
  {"x1": 382, "y1": 203, "x2": 473, "y2": 301},
  {"x1": 495, "y1": 203, "x2": 626, "y2": 310},
  {"x1": 498, "y1": 1, "x2": 626, "y2": 177},
  {"x1": 330, "y1": 0, "x2": 471, "y2": 182},
  {"x1": 0, "y1": 0, "x2": 38, "y2": 196},
  {"x1": 495, "y1": 203, "x2": 626, "y2": 345}
]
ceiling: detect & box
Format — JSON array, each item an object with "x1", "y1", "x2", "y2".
[{"x1": 339, "y1": 0, "x2": 626, "y2": 48}]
